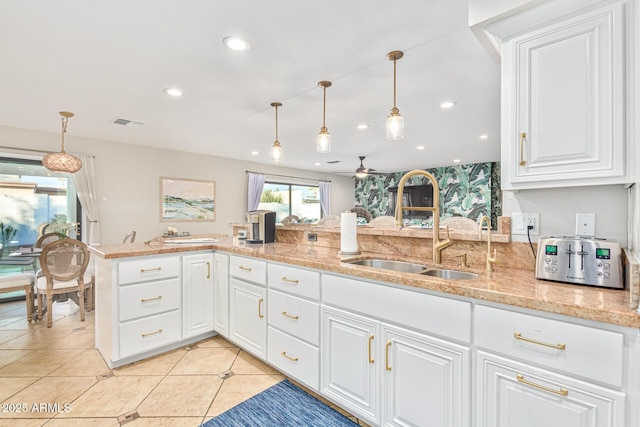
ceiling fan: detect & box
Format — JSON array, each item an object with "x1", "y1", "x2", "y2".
[{"x1": 353, "y1": 156, "x2": 391, "y2": 178}]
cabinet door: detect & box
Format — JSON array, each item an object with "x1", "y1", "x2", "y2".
[
  {"x1": 382, "y1": 324, "x2": 470, "y2": 427},
  {"x1": 477, "y1": 351, "x2": 625, "y2": 427},
  {"x1": 321, "y1": 306, "x2": 380, "y2": 426},
  {"x1": 229, "y1": 277, "x2": 267, "y2": 359},
  {"x1": 502, "y1": 4, "x2": 625, "y2": 189},
  {"x1": 212, "y1": 253, "x2": 229, "y2": 337},
  {"x1": 182, "y1": 253, "x2": 214, "y2": 339}
]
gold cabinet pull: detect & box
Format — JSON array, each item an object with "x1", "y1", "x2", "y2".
[
  {"x1": 281, "y1": 276, "x2": 299, "y2": 284},
  {"x1": 519, "y1": 132, "x2": 527, "y2": 166},
  {"x1": 385, "y1": 341, "x2": 392, "y2": 371},
  {"x1": 516, "y1": 374, "x2": 568, "y2": 396},
  {"x1": 141, "y1": 295, "x2": 162, "y2": 303},
  {"x1": 258, "y1": 298, "x2": 264, "y2": 318},
  {"x1": 238, "y1": 266, "x2": 252, "y2": 272},
  {"x1": 368, "y1": 335, "x2": 374, "y2": 364},
  {"x1": 140, "y1": 267, "x2": 162, "y2": 273},
  {"x1": 514, "y1": 332, "x2": 566, "y2": 350},
  {"x1": 141, "y1": 328, "x2": 163, "y2": 338},
  {"x1": 281, "y1": 351, "x2": 298, "y2": 362},
  {"x1": 206, "y1": 262, "x2": 211, "y2": 279},
  {"x1": 281, "y1": 311, "x2": 299, "y2": 320}
]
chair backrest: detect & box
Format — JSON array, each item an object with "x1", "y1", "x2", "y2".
[
  {"x1": 368, "y1": 215, "x2": 397, "y2": 228},
  {"x1": 440, "y1": 216, "x2": 478, "y2": 231},
  {"x1": 281, "y1": 215, "x2": 300, "y2": 225},
  {"x1": 316, "y1": 215, "x2": 341, "y2": 226},
  {"x1": 35, "y1": 232, "x2": 63, "y2": 248},
  {"x1": 350, "y1": 207, "x2": 371, "y2": 223},
  {"x1": 122, "y1": 231, "x2": 137, "y2": 243},
  {"x1": 39, "y1": 238, "x2": 90, "y2": 284}
]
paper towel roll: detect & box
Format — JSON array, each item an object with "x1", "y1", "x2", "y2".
[{"x1": 340, "y1": 212, "x2": 359, "y2": 254}]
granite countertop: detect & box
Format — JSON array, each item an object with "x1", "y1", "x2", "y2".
[{"x1": 89, "y1": 237, "x2": 640, "y2": 329}]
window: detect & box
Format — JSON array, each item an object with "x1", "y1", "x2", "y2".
[
  {"x1": 258, "y1": 182, "x2": 321, "y2": 223},
  {"x1": 0, "y1": 157, "x2": 79, "y2": 267}
]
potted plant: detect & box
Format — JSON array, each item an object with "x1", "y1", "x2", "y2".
[{"x1": 0, "y1": 222, "x2": 17, "y2": 259}]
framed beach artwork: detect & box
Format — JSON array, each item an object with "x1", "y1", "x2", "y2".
[{"x1": 160, "y1": 177, "x2": 215, "y2": 222}]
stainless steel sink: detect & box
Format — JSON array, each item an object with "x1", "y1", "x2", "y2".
[
  {"x1": 420, "y1": 269, "x2": 479, "y2": 280},
  {"x1": 343, "y1": 258, "x2": 428, "y2": 274}
]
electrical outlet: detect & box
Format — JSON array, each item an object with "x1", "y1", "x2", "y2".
[
  {"x1": 307, "y1": 233, "x2": 317, "y2": 242},
  {"x1": 511, "y1": 212, "x2": 540, "y2": 235}
]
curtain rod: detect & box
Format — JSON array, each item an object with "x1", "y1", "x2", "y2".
[
  {"x1": 245, "y1": 170, "x2": 331, "y2": 183},
  {"x1": 0, "y1": 146, "x2": 96, "y2": 158}
]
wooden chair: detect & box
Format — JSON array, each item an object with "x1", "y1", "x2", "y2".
[
  {"x1": 0, "y1": 273, "x2": 35, "y2": 322},
  {"x1": 122, "y1": 231, "x2": 136, "y2": 243},
  {"x1": 35, "y1": 232, "x2": 63, "y2": 248},
  {"x1": 36, "y1": 238, "x2": 90, "y2": 327}
]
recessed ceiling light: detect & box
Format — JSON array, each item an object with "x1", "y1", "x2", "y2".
[
  {"x1": 440, "y1": 101, "x2": 457, "y2": 109},
  {"x1": 251, "y1": 150, "x2": 259, "y2": 155},
  {"x1": 453, "y1": 158, "x2": 461, "y2": 163},
  {"x1": 314, "y1": 162, "x2": 321, "y2": 166},
  {"x1": 416, "y1": 145, "x2": 425, "y2": 150},
  {"x1": 222, "y1": 36, "x2": 250, "y2": 51},
  {"x1": 479, "y1": 134, "x2": 488, "y2": 140},
  {"x1": 163, "y1": 88, "x2": 183, "y2": 97},
  {"x1": 357, "y1": 123, "x2": 369, "y2": 130}
]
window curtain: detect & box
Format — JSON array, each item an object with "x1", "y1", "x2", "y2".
[
  {"x1": 319, "y1": 181, "x2": 331, "y2": 216},
  {"x1": 247, "y1": 173, "x2": 265, "y2": 211},
  {"x1": 71, "y1": 154, "x2": 100, "y2": 245}
]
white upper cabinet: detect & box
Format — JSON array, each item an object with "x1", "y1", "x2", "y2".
[{"x1": 484, "y1": 1, "x2": 630, "y2": 189}]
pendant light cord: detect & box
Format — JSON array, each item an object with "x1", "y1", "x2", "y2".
[
  {"x1": 60, "y1": 116, "x2": 68, "y2": 153},
  {"x1": 322, "y1": 85, "x2": 327, "y2": 128},
  {"x1": 275, "y1": 104, "x2": 279, "y2": 141},
  {"x1": 392, "y1": 59, "x2": 397, "y2": 109}
]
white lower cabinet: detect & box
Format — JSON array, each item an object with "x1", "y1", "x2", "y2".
[
  {"x1": 477, "y1": 351, "x2": 625, "y2": 427},
  {"x1": 182, "y1": 253, "x2": 214, "y2": 339},
  {"x1": 321, "y1": 305, "x2": 470, "y2": 427},
  {"x1": 229, "y1": 276, "x2": 267, "y2": 359},
  {"x1": 212, "y1": 252, "x2": 229, "y2": 337}
]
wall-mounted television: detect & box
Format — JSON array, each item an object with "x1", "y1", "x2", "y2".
[{"x1": 386, "y1": 184, "x2": 434, "y2": 219}]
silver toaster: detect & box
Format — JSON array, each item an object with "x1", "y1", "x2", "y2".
[{"x1": 535, "y1": 236, "x2": 623, "y2": 289}]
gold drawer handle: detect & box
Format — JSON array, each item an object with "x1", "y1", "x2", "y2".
[
  {"x1": 281, "y1": 351, "x2": 298, "y2": 362},
  {"x1": 519, "y1": 132, "x2": 526, "y2": 166},
  {"x1": 281, "y1": 311, "x2": 299, "y2": 320},
  {"x1": 514, "y1": 332, "x2": 566, "y2": 350},
  {"x1": 141, "y1": 328, "x2": 163, "y2": 338},
  {"x1": 258, "y1": 298, "x2": 264, "y2": 318},
  {"x1": 281, "y1": 276, "x2": 299, "y2": 284},
  {"x1": 140, "y1": 267, "x2": 162, "y2": 273},
  {"x1": 207, "y1": 262, "x2": 211, "y2": 279},
  {"x1": 368, "y1": 335, "x2": 374, "y2": 364},
  {"x1": 238, "y1": 266, "x2": 252, "y2": 272},
  {"x1": 385, "y1": 341, "x2": 392, "y2": 371},
  {"x1": 141, "y1": 295, "x2": 162, "y2": 303},
  {"x1": 517, "y1": 374, "x2": 568, "y2": 396}
]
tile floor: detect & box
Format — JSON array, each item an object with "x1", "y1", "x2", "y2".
[{"x1": 0, "y1": 299, "x2": 369, "y2": 426}]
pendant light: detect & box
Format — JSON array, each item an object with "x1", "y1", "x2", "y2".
[
  {"x1": 270, "y1": 102, "x2": 283, "y2": 163},
  {"x1": 386, "y1": 50, "x2": 404, "y2": 141},
  {"x1": 317, "y1": 81, "x2": 332, "y2": 153},
  {"x1": 42, "y1": 111, "x2": 82, "y2": 173}
]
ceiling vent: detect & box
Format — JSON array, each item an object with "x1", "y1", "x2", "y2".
[{"x1": 112, "y1": 118, "x2": 144, "y2": 128}]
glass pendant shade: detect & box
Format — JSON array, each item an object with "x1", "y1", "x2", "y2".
[
  {"x1": 317, "y1": 128, "x2": 331, "y2": 153},
  {"x1": 386, "y1": 109, "x2": 404, "y2": 140},
  {"x1": 43, "y1": 111, "x2": 82, "y2": 173},
  {"x1": 270, "y1": 102, "x2": 283, "y2": 163}
]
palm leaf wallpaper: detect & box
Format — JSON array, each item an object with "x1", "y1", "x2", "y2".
[{"x1": 354, "y1": 162, "x2": 501, "y2": 228}]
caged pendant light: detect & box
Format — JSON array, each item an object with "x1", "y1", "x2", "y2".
[
  {"x1": 42, "y1": 111, "x2": 82, "y2": 173},
  {"x1": 317, "y1": 81, "x2": 332, "y2": 153},
  {"x1": 386, "y1": 50, "x2": 404, "y2": 141},
  {"x1": 270, "y1": 102, "x2": 283, "y2": 163}
]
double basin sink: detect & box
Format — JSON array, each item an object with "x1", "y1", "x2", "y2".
[{"x1": 343, "y1": 258, "x2": 479, "y2": 280}]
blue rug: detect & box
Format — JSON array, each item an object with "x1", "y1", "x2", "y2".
[{"x1": 201, "y1": 380, "x2": 359, "y2": 427}]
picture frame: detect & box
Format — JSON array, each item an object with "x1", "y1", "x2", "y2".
[{"x1": 160, "y1": 177, "x2": 215, "y2": 222}]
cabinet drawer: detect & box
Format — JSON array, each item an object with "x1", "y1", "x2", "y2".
[
  {"x1": 323, "y1": 274, "x2": 471, "y2": 343},
  {"x1": 118, "y1": 278, "x2": 181, "y2": 322},
  {"x1": 475, "y1": 305, "x2": 623, "y2": 387},
  {"x1": 230, "y1": 255, "x2": 266, "y2": 285},
  {"x1": 267, "y1": 326, "x2": 319, "y2": 391},
  {"x1": 119, "y1": 310, "x2": 181, "y2": 358},
  {"x1": 268, "y1": 263, "x2": 320, "y2": 300},
  {"x1": 118, "y1": 256, "x2": 180, "y2": 285},
  {"x1": 267, "y1": 289, "x2": 320, "y2": 346}
]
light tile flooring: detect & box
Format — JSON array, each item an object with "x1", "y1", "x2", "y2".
[{"x1": 0, "y1": 299, "x2": 369, "y2": 426}]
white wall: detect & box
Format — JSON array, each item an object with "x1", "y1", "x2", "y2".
[
  {"x1": 0, "y1": 126, "x2": 354, "y2": 245},
  {"x1": 503, "y1": 186, "x2": 629, "y2": 247}
]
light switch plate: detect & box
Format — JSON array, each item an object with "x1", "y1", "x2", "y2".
[
  {"x1": 576, "y1": 213, "x2": 596, "y2": 236},
  {"x1": 511, "y1": 213, "x2": 539, "y2": 235}
]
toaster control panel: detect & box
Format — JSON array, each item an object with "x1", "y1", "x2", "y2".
[{"x1": 535, "y1": 237, "x2": 623, "y2": 289}]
